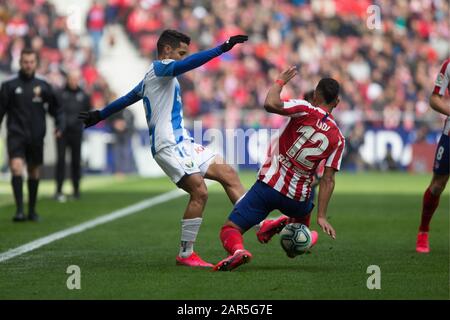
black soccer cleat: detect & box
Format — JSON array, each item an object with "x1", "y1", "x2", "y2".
[
  {"x1": 12, "y1": 212, "x2": 27, "y2": 222},
  {"x1": 72, "y1": 192, "x2": 81, "y2": 200},
  {"x1": 28, "y1": 212, "x2": 40, "y2": 222}
]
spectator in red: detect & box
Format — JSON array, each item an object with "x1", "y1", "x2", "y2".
[{"x1": 86, "y1": 0, "x2": 106, "y2": 60}]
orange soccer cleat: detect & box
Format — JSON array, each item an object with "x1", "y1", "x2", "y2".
[
  {"x1": 176, "y1": 252, "x2": 214, "y2": 268},
  {"x1": 310, "y1": 230, "x2": 319, "y2": 248},
  {"x1": 416, "y1": 232, "x2": 430, "y2": 253},
  {"x1": 256, "y1": 216, "x2": 289, "y2": 244},
  {"x1": 213, "y1": 249, "x2": 253, "y2": 271}
]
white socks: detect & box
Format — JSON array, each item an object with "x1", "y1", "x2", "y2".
[{"x1": 179, "y1": 217, "x2": 203, "y2": 258}]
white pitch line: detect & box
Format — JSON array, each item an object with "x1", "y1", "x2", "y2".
[{"x1": 0, "y1": 188, "x2": 188, "y2": 263}]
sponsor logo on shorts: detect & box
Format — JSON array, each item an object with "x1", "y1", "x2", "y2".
[
  {"x1": 194, "y1": 145, "x2": 205, "y2": 154},
  {"x1": 185, "y1": 160, "x2": 194, "y2": 169}
]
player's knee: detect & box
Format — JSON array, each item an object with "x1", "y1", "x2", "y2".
[
  {"x1": 191, "y1": 184, "x2": 208, "y2": 204},
  {"x1": 27, "y1": 166, "x2": 40, "y2": 179},
  {"x1": 10, "y1": 166, "x2": 22, "y2": 176},
  {"x1": 10, "y1": 159, "x2": 24, "y2": 175}
]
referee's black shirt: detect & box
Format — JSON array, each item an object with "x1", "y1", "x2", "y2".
[{"x1": 0, "y1": 70, "x2": 64, "y2": 144}]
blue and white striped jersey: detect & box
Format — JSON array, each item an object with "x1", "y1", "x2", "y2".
[
  {"x1": 140, "y1": 59, "x2": 192, "y2": 154},
  {"x1": 99, "y1": 46, "x2": 223, "y2": 155}
]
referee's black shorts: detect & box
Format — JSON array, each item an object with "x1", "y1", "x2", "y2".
[{"x1": 7, "y1": 137, "x2": 44, "y2": 166}]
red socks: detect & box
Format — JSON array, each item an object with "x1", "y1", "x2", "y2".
[
  {"x1": 419, "y1": 187, "x2": 440, "y2": 232},
  {"x1": 220, "y1": 225, "x2": 244, "y2": 255},
  {"x1": 289, "y1": 214, "x2": 311, "y2": 227}
]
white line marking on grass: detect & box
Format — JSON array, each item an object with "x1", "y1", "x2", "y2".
[{"x1": 0, "y1": 188, "x2": 188, "y2": 263}]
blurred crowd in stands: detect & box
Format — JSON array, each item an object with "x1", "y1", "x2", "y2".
[
  {"x1": 116, "y1": 0, "x2": 449, "y2": 135},
  {"x1": 0, "y1": 0, "x2": 134, "y2": 174},
  {"x1": 0, "y1": 0, "x2": 449, "y2": 173},
  {"x1": 0, "y1": 0, "x2": 119, "y2": 115}
]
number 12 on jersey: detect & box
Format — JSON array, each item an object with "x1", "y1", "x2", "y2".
[{"x1": 286, "y1": 125, "x2": 329, "y2": 170}]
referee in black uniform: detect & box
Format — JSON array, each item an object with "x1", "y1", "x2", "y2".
[
  {"x1": 54, "y1": 70, "x2": 90, "y2": 201},
  {"x1": 0, "y1": 48, "x2": 64, "y2": 222}
]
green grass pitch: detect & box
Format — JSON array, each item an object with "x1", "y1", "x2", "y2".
[{"x1": 0, "y1": 172, "x2": 448, "y2": 299}]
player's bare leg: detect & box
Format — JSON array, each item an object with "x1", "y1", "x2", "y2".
[
  {"x1": 175, "y1": 173, "x2": 213, "y2": 267},
  {"x1": 417, "y1": 173, "x2": 449, "y2": 253},
  {"x1": 204, "y1": 155, "x2": 246, "y2": 204},
  {"x1": 214, "y1": 220, "x2": 252, "y2": 271},
  {"x1": 205, "y1": 155, "x2": 285, "y2": 244},
  {"x1": 178, "y1": 173, "x2": 208, "y2": 219},
  {"x1": 10, "y1": 157, "x2": 26, "y2": 222}
]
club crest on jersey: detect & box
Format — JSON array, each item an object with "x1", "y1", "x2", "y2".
[
  {"x1": 316, "y1": 119, "x2": 330, "y2": 131},
  {"x1": 32, "y1": 86, "x2": 42, "y2": 103},
  {"x1": 15, "y1": 87, "x2": 23, "y2": 94},
  {"x1": 184, "y1": 160, "x2": 194, "y2": 169}
]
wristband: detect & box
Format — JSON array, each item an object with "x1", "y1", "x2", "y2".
[{"x1": 275, "y1": 79, "x2": 285, "y2": 87}]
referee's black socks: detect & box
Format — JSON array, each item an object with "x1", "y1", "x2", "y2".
[
  {"x1": 11, "y1": 176, "x2": 24, "y2": 214},
  {"x1": 28, "y1": 179, "x2": 39, "y2": 214}
]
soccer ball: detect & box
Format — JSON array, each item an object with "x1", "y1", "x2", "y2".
[{"x1": 280, "y1": 223, "x2": 312, "y2": 257}]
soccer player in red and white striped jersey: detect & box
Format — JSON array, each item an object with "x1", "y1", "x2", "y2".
[
  {"x1": 416, "y1": 58, "x2": 450, "y2": 253},
  {"x1": 214, "y1": 66, "x2": 345, "y2": 271}
]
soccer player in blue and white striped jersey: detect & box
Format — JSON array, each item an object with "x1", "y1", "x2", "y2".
[{"x1": 79, "y1": 30, "x2": 248, "y2": 267}]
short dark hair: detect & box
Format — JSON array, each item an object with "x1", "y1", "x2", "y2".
[
  {"x1": 303, "y1": 90, "x2": 315, "y2": 103},
  {"x1": 20, "y1": 48, "x2": 38, "y2": 59},
  {"x1": 315, "y1": 78, "x2": 339, "y2": 104},
  {"x1": 157, "y1": 30, "x2": 191, "y2": 55}
]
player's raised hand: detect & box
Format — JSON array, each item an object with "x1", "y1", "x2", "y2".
[
  {"x1": 78, "y1": 110, "x2": 101, "y2": 128},
  {"x1": 220, "y1": 35, "x2": 249, "y2": 52},
  {"x1": 277, "y1": 66, "x2": 298, "y2": 85},
  {"x1": 317, "y1": 216, "x2": 336, "y2": 239}
]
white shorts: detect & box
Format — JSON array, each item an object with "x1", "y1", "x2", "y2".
[{"x1": 154, "y1": 140, "x2": 217, "y2": 184}]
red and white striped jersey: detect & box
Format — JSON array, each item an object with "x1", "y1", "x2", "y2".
[
  {"x1": 258, "y1": 99, "x2": 345, "y2": 201},
  {"x1": 433, "y1": 58, "x2": 450, "y2": 135}
]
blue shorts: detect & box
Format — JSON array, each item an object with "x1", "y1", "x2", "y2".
[
  {"x1": 433, "y1": 134, "x2": 449, "y2": 175},
  {"x1": 229, "y1": 180, "x2": 314, "y2": 231}
]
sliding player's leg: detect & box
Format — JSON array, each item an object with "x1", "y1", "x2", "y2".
[
  {"x1": 256, "y1": 180, "x2": 318, "y2": 243},
  {"x1": 214, "y1": 181, "x2": 276, "y2": 271},
  {"x1": 257, "y1": 215, "x2": 289, "y2": 244},
  {"x1": 214, "y1": 221, "x2": 253, "y2": 272},
  {"x1": 257, "y1": 192, "x2": 316, "y2": 246}
]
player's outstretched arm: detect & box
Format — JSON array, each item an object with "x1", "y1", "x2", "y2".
[
  {"x1": 429, "y1": 93, "x2": 450, "y2": 117},
  {"x1": 78, "y1": 81, "x2": 143, "y2": 128},
  {"x1": 317, "y1": 167, "x2": 337, "y2": 239},
  {"x1": 264, "y1": 66, "x2": 298, "y2": 115},
  {"x1": 157, "y1": 35, "x2": 248, "y2": 77}
]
